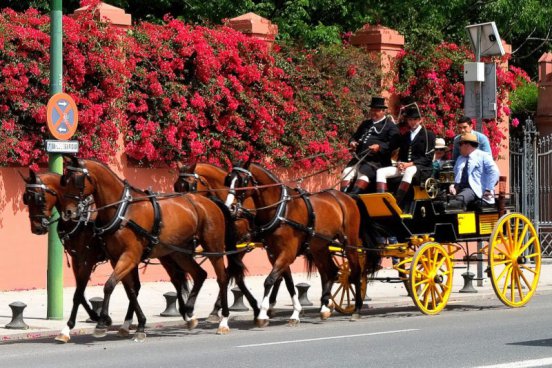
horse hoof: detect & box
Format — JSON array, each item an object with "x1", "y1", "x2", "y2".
[
  {"x1": 93, "y1": 328, "x2": 108, "y2": 338},
  {"x1": 350, "y1": 313, "x2": 361, "y2": 321},
  {"x1": 255, "y1": 319, "x2": 269, "y2": 328},
  {"x1": 206, "y1": 314, "x2": 221, "y2": 323},
  {"x1": 133, "y1": 332, "x2": 146, "y2": 343},
  {"x1": 117, "y1": 328, "x2": 131, "y2": 338},
  {"x1": 267, "y1": 310, "x2": 274, "y2": 318},
  {"x1": 216, "y1": 326, "x2": 230, "y2": 335},
  {"x1": 187, "y1": 318, "x2": 198, "y2": 330},
  {"x1": 320, "y1": 311, "x2": 332, "y2": 320},
  {"x1": 55, "y1": 334, "x2": 70, "y2": 343},
  {"x1": 287, "y1": 319, "x2": 300, "y2": 327}
]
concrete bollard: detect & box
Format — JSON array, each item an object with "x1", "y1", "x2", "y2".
[
  {"x1": 459, "y1": 272, "x2": 477, "y2": 293},
  {"x1": 5, "y1": 301, "x2": 29, "y2": 330},
  {"x1": 229, "y1": 287, "x2": 249, "y2": 311},
  {"x1": 160, "y1": 291, "x2": 180, "y2": 317},
  {"x1": 87, "y1": 296, "x2": 104, "y2": 323},
  {"x1": 296, "y1": 283, "x2": 313, "y2": 306}
]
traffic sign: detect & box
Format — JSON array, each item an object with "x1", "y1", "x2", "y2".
[
  {"x1": 45, "y1": 140, "x2": 79, "y2": 153},
  {"x1": 46, "y1": 93, "x2": 78, "y2": 140}
]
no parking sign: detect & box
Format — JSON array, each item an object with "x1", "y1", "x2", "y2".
[{"x1": 46, "y1": 93, "x2": 78, "y2": 140}]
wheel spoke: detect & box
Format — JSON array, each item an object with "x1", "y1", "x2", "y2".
[
  {"x1": 518, "y1": 236, "x2": 537, "y2": 255},
  {"x1": 331, "y1": 284, "x2": 343, "y2": 300},
  {"x1": 520, "y1": 264, "x2": 537, "y2": 275},
  {"x1": 496, "y1": 262, "x2": 512, "y2": 283},
  {"x1": 515, "y1": 224, "x2": 529, "y2": 251},
  {"x1": 500, "y1": 265, "x2": 513, "y2": 295},
  {"x1": 518, "y1": 268, "x2": 533, "y2": 290},
  {"x1": 515, "y1": 269, "x2": 525, "y2": 302}
]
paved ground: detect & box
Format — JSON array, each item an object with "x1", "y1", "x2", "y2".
[{"x1": 1, "y1": 262, "x2": 550, "y2": 343}]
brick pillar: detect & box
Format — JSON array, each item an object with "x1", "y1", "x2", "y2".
[
  {"x1": 227, "y1": 12, "x2": 278, "y2": 50},
  {"x1": 350, "y1": 25, "x2": 404, "y2": 114},
  {"x1": 537, "y1": 53, "x2": 552, "y2": 136},
  {"x1": 73, "y1": 2, "x2": 132, "y2": 28},
  {"x1": 496, "y1": 41, "x2": 512, "y2": 190}
]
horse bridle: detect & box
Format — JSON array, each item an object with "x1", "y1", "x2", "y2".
[
  {"x1": 177, "y1": 172, "x2": 210, "y2": 193},
  {"x1": 24, "y1": 183, "x2": 59, "y2": 228}
]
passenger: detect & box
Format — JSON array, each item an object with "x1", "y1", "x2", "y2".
[
  {"x1": 376, "y1": 103, "x2": 435, "y2": 208},
  {"x1": 432, "y1": 137, "x2": 449, "y2": 177},
  {"x1": 452, "y1": 116, "x2": 491, "y2": 162},
  {"x1": 448, "y1": 133, "x2": 499, "y2": 209},
  {"x1": 341, "y1": 96, "x2": 400, "y2": 194}
]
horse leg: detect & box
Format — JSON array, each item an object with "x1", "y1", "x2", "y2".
[
  {"x1": 267, "y1": 276, "x2": 282, "y2": 318},
  {"x1": 316, "y1": 252, "x2": 339, "y2": 321},
  {"x1": 95, "y1": 258, "x2": 145, "y2": 341},
  {"x1": 210, "y1": 256, "x2": 231, "y2": 335},
  {"x1": 256, "y1": 260, "x2": 290, "y2": 328},
  {"x1": 159, "y1": 255, "x2": 190, "y2": 319},
  {"x1": 118, "y1": 268, "x2": 141, "y2": 337},
  {"x1": 281, "y1": 268, "x2": 302, "y2": 326},
  {"x1": 170, "y1": 253, "x2": 206, "y2": 329},
  {"x1": 348, "y1": 253, "x2": 364, "y2": 321},
  {"x1": 56, "y1": 260, "x2": 96, "y2": 343}
]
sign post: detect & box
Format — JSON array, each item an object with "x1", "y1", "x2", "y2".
[{"x1": 47, "y1": 0, "x2": 64, "y2": 320}]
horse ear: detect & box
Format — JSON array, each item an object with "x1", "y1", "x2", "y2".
[
  {"x1": 189, "y1": 160, "x2": 197, "y2": 172},
  {"x1": 19, "y1": 170, "x2": 31, "y2": 184},
  {"x1": 244, "y1": 156, "x2": 253, "y2": 169}
]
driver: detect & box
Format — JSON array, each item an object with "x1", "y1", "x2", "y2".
[{"x1": 340, "y1": 96, "x2": 399, "y2": 194}]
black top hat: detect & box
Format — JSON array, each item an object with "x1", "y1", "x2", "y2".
[
  {"x1": 369, "y1": 96, "x2": 387, "y2": 109},
  {"x1": 404, "y1": 104, "x2": 421, "y2": 119}
]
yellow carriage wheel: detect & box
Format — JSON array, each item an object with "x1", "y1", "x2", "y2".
[
  {"x1": 331, "y1": 253, "x2": 367, "y2": 314},
  {"x1": 409, "y1": 242, "x2": 453, "y2": 315},
  {"x1": 489, "y1": 213, "x2": 541, "y2": 308}
]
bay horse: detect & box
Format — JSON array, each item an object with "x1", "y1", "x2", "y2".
[
  {"x1": 59, "y1": 156, "x2": 245, "y2": 341},
  {"x1": 174, "y1": 163, "x2": 299, "y2": 322},
  {"x1": 22, "y1": 171, "x2": 189, "y2": 342},
  {"x1": 22, "y1": 171, "x2": 138, "y2": 342},
  {"x1": 225, "y1": 162, "x2": 380, "y2": 326}
]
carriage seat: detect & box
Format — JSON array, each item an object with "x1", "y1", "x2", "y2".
[{"x1": 357, "y1": 193, "x2": 413, "y2": 242}]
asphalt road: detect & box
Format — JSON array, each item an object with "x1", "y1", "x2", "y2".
[{"x1": 2, "y1": 290, "x2": 552, "y2": 368}]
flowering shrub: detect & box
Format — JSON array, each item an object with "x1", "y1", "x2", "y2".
[
  {"x1": 0, "y1": 4, "x2": 530, "y2": 170},
  {"x1": 0, "y1": 5, "x2": 129, "y2": 167},
  {"x1": 124, "y1": 18, "x2": 297, "y2": 168},
  {"x1": 391, "y1": 42, "x2": 530, "y2": 158},
  {"x1": 274, "y1": 44, "x2": 380, "y2": 169}
]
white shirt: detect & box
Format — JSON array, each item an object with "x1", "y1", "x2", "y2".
[{"x1": 410, "y1": 125, "x2": 422, "y2": 141}]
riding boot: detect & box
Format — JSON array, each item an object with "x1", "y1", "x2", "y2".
[
  {"x1": 376, "y1": 182, "x2": 387, "y2": 193},
  {"x1": 348, "y1": 180, "x2": 369, "y2": 195},
  {"x1": 394, "y1": 181, "x2": 411, "y2": 208},
  {"x1": 340, "y1": 180, "x2": 351, "y2": 192}
]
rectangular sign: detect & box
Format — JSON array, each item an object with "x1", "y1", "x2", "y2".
[
  {"x1": 464, "y1": 63, "x2": 497, "y2": 125},
  {"x1": 45, "y1": 140, "x2": 79, "y2": 153}
]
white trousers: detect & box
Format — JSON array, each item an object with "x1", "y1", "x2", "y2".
[
  {"x1": 376, "y1": 165, "x2": 418, "y2": 184},
  {"x1": 342, "y1": 166, "x2": 369, "y2": 182}
]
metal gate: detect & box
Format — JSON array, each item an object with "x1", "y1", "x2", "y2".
[{"x1": 510, "y1": 117, "x2": 552, "y2": 256}]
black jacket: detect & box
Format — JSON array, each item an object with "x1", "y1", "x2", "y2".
[
  {"x1": 398, "y1": 126, "x2": 435, "y2": 168},
  {"x1": 350, "y1": 115, "x2": 400, "y2": 167}
]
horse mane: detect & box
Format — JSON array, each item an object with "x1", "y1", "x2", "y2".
[
  {"x1": 81, "y1": 158, "x2": 146, "y2": 195},
  {"x1": 250, "y1": 163, "x2": 283, "y2": 185}
]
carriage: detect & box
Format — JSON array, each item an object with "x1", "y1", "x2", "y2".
[{"x1": 329, "y1": 164, "x2": 541, "y2": 315}]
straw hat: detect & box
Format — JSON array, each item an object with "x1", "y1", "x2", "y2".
[
  {"x1": 435, "y1": 138, "x2": 449, "y2": 150},
  {"x1": 459, "y1": 132, "x2": 479, "y2": 146}
]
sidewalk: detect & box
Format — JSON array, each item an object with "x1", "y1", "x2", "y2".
[{"x1": 1, "y1": 263, "x2": 551, "y2": 343}]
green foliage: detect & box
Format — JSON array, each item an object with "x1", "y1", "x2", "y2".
[{"x1": 509, "y1": 79, "x2": 538, "y2": 115}]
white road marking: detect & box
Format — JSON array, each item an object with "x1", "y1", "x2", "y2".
[
  {"x1": 473, "y1": 357, "x2": 552, "y2": 368},
  {"x1": 236, "y1": 328, "x2": 419, "y2": 348}
]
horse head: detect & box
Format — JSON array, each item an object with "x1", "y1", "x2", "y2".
[
  {"x1": 60, "y1": 155, "x2": 97, "y2": 221},
  {"x1": 174, "y1": 161, "x2": 199, "y2": 193},
  {"x1": 21, "y1": 170, "x2": 61, "y2": 235}
]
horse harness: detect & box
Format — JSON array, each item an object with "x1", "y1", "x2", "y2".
[
  {"x1": 65, "y1": 164, "x2": 163, "y2": 261},
  {"x1": 232, "y1": 169, "x2": 347, "y2": 253}
]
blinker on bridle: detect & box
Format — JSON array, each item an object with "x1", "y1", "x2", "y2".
[{"x1": 24, "y1": 183, "x2": 59, "y2": 227}]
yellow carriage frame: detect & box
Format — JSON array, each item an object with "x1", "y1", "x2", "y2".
[{"x1": 329, "y1": 192, "x2": 542, "y2": 315}]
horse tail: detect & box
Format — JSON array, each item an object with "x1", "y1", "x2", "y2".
[
  {"x1": 352, "y1": 195, "x2": 382, "y2": 277},
  {"x1": 209, "y1": 196, "x2": 247, "y2": 283},
  {"x1": 304, "y1": 251, "x2": 316, "y2": 277}
]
